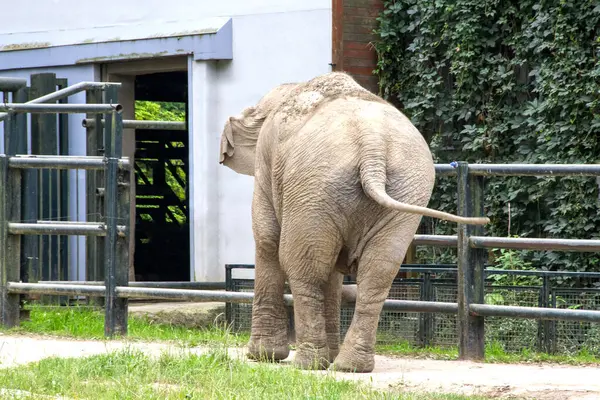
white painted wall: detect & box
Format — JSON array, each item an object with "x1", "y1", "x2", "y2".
[
  {"x1": 1, "y1": 0, "x2": 332, "y2": 283},
  {"x1": 193, "y1": 9, "x2": 332, "y2": 282}
]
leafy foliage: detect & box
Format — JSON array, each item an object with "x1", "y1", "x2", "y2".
[
  {"x1": 134, "y1": 101, "x2": 187, "y2": 225},
  {"x1": 373, "y1": 0, "x2": 600, "y2": 281}
]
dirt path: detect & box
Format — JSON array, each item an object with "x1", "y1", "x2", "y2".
[{"x1": 1, "y1": 333, "x2": 599, "y2": 399}]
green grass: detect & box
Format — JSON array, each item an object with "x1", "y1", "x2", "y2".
[
  {"x1": 378, "y1": 340, "x2": 600, "y2": 365},
  {"x1": 7, "y1": 304, "x2": 249, "y2": 347},
  {"x1": 7, "y1": 304, "x2": 600, "y2": 366},
  {"x1": 0, "y1": 348, "x2": 490, "y2": 400}
]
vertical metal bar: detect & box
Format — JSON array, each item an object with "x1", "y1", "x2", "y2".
[
  {"x1": 550, "y1": 287, "x2": 557, "y2": 353},
  {"x1": 30, "y1": 73, "x2": 58, "y2": 292},
  {"x1": 457, "y1": 162, "x2": 486, "y2": 360},
  {"x1": 541, "y1": 275, "x2": 551, "y2": 352},
  {"x1": 103, "y1": 85, "x2": 125, "y2": 336},
  {"x1": 0, "y1": 155, "x2": 22, "y2": 327},
  {"x1": 421, "y1": 272, "x2": 433, "y2": 346},
  {"x1": 15, "y1": 87, "x2": 35, "y2": 290},
  {"x1": 57, "y1": 79, "x2": 69, "y2": 288},
  {"x1": 11, "y1": 88, "x2": 30, "y2": 319},
  {"x1": 19, "y1": 87, "x2": 40, "y2": 288},
  {"x1": 225, "y1": 264, "x2": 232, "y2": 324},
  {"x1": 85, "y1": 88, "x2": 104, "y2": 303}
]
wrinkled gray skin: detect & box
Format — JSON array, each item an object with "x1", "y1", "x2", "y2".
[{"x1": 219, "y1": 72, "x2": 489, "y2": 373}]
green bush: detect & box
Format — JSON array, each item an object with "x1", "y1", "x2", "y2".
[{"x1": 373, "y1": 0, "x2": 600, "y2": 281}]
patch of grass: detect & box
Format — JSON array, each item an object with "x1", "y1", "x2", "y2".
[
  {"x1": 7, "y1": 304, "x2": 249, "y2": 347},
  {"x1": 9, "y1": 305, "x2": 600, "y2": 367},
  {"x1": 377, "y1": 340, "x2": 600, "y2": 365},
  {"x1": 0, "y1": 349, "x2": 491, "y2": 400}
]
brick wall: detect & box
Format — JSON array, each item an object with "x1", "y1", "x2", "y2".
[{"x1": 332, "y1": 0, "x2": 383, "y2": 93}]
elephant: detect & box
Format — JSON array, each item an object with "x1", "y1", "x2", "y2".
[{"x1": 219, "y1": 72, "x2": 489, "y2": 373}]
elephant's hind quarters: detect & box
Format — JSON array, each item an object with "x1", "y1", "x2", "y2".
[{"x1": 220, "y1": 71, "x2": 492, "y2": 374}]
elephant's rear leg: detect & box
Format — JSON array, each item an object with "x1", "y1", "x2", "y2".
[
  {"x1": 247, "y1": 192, "x2": 289, "y2": 362},
  {"x1": 280, "y1": 225, "x2": 342, "y2": 370},
  {"x1": 333, "y1": 215, "x2": 422, "y2": 373}
]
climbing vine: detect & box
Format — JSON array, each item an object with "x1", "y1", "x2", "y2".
[{"x1": 373, "y1": 0, "x2": 600, "y2": 281}]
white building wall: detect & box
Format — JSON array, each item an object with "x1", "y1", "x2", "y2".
[{"x1": 1, "y1": 0, "x2": 332, "y2": 282}]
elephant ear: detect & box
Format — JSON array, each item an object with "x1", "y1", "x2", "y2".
[
  {"x1": 219, "y1": 106, "x2": 267, "y2": 164},
  {"x1": 219, "y1": 117, "x2": 236, "y2": 164},
  {"x1": 235, "y1": 106, "x2": 267, "y2": 137}
]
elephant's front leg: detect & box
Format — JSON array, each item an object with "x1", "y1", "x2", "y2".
[{"x1": 247, "y1": 193, "x2": 290, "y2": 362}]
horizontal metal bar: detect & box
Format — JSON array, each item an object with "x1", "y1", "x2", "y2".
[
  {"x1": 118, "y1": 287, "x2": 459, "y2": 313},
  {"x1": 434, "y1": 164, "x2": 458, "y2": 177},
  {"x1": 12, "y1": 283, "x2": 600, "y2": 323},
  {"x1": 8, "y1": 283, "x2": 458, "y2": 314},
  {"x1": 470, "y1": 303, "x2": 600, "y2": 322},
  {"x1": 484, "y1": 269, "x2": 600, "y2": 278},
  {"x1": 82, "y1": 119, "x2": 186, "y2": 131},
  {"x1": 398, "y1": 266, "x2": 600, "y2": 278},
  {"x1": 468, "y1": 164, "x2": 600, "y2": 177},
  {"x1": 38, "y1": 280, "x2": 226, "y2": 290},
  {"x1": 0, "y1": 77, "x2": 27, "y2": 91},
  {"x1": 377, "y1": 299, "x2": 458, "y2": 313},
  {"x1": 8, "y1": 155, "x2": 130, "y2": 170},
  {"x1": 0, "y1": 81, "x2": 121, "y2": 121},
  {"x1": 470, "y1": 236, "x2": 600, "y2": 252},
  {"x1": 0, "y1": 103, "x2": 122, "y2": 114},
  {"x1": 413, "y1": 235, "x2": 458, "y2": 247},
  {"x1": 8, "y1": 222, "x2": 126, "y2": 237},
  {"x1": 7, "y1": 282, "x2": 106, "y2": 297},
  {"x1": 31, "y1": 82, "x2": 121, "y2": 105},
  {"x1": 36, "y1": 220, "x2": 97, "y2": 225}
]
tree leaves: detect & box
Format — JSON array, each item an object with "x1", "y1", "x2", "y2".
[{"x1": 374, "y1": 0, "x2": 600, "y2": 283}]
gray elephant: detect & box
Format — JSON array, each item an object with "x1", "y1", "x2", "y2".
[{"x1": 219, "y1": 72, "x2": 489, "y2": 373}]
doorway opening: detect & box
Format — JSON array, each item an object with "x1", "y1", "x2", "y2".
[{"x1": 133, "y1": 70, "x2": 190, "y2": 281}]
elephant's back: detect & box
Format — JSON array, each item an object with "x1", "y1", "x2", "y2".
[{"x1": 275, "y1": 97, "x2": 435, "y2": 220}]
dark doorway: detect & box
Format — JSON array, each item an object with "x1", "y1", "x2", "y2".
[{"x1": 133, "y1": 71, "x2": 190, "y2": 281}]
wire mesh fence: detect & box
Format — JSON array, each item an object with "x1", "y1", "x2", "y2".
[{"x1": 226, "y1": 265, "x2": 600, "y2": 355}]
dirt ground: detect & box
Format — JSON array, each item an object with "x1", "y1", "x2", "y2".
[{"x1": 1, "y1": 333, "x2": 599, "y2": 399}]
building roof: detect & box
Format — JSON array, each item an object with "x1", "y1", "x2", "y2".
[{"x1": 0, "y1": 17, "x2": 232, "y2": 70}]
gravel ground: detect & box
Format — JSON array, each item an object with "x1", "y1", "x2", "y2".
[{"x1": 1, "y1": 333, "x2": 599, "y2": 399}]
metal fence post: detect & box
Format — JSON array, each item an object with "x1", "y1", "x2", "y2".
[
  {"x1": 420, "y1": 272, "x2": 433, "y2": 346},
  {"x1": 103, "y1": 85, "x2": 128, "y2": 337},
  {"x1": 457, "y1": 162, "x2": 486, "y2": 360},
  {"x1": 0, "y1": 154, "x2": 22, "y2": 327},
  {"x1": 85, "y1": 88, "x2": 104, "y2": 307},
  {"x1": 225, "y1": 265, "x2": 232, "y2": 325}
]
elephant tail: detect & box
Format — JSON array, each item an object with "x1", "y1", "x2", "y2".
[{"x1": 358, "y1": 131, "x2": 490, "y2": 226}]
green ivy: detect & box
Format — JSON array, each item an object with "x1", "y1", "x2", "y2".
[{"x1": 373, "y1": 0, "x2": 600, "y2": 282}]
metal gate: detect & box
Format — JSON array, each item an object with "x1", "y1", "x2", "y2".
[{"x1": 0, "y1": 75, "x2": 130, "y2": 335}]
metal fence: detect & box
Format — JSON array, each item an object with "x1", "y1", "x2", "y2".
[
  {"x1": 0, "y1": 77, "x2": 130, "y2": 335},
  {"x1": 226, "y1": 264, "x2": 600, "y2": 354},
  {"x1": 2, "y1": 75, "x2": 600, "y2": 360}
]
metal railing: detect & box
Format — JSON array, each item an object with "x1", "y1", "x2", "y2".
[
  {"x1": 0, "y1": 78, "x2": 130, "y2": 336},
  {"x1": 227, "y1": 264, "x2": 600, "y2": 353}
]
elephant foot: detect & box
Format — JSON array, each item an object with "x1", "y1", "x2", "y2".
[
  {"x1": 293, "y1": 343, "x2": 330, "y2": 370},
  {"x1": 330, "y1": 347, "x2": 375, "y2": 373},
  {"x1": 328, "y1": 346, "x2": 340, "y2": 363},
  {"x1": 247, "y1": 338, "x2": 290, "y2": 362},
  {"x1": 327, "y1": 333, "x2": 340, "y2": 363}
]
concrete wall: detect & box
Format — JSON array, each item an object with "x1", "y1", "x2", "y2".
[{"x1": 0, "y1": 0, "x2": 332, "y2": 282}]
